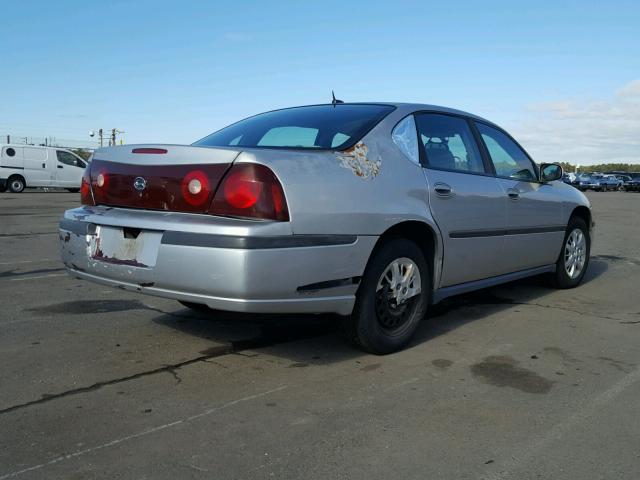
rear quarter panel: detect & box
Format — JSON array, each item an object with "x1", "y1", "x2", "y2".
[{"x1": 233, "y1": 114, "x2": 435, "y2": 237}]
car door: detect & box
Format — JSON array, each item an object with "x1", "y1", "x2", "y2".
[
  {"x1": 415, "y1": 113, "x2": 507, "y2": 287},
  {"x1": 55, "y1": 150, "x2": 86, "y2": 187},
  {"x1": 22, "y1": 147, "x2": 52, "y2": 186},
  {"x1": 474, "y1": 122, "x2": 565, "y2": 273}
]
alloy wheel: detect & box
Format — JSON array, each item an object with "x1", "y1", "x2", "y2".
[
  {"x1": 375, "y1": 257, "x2": 422, "y2": 330},
  {"x1": 564, "y1": 228, "x2": 586, "y2": 279}
]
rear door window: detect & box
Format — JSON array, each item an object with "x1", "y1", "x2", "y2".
[{"x1": 415, "y1": 113, "x2": 485, "y2": 173}]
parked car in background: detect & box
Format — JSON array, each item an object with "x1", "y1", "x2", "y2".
[
  {"x1": 613, "y1": 174, "x2": 632, "y2": 189},
  {"x1": 575, "y1": 174, "x2": 605, "y2": 191},
  {"x1": 601, "y1": 174, "x2": 623, "y2": 190},
  {"x1": 59, "y1": 103, "x2": 593, "y2": 354},
  {"x1": 626, "y1": 173, "x2": 640, "y2": 192},
  {"x1": 0, "y1": 144, "x2": 87, "y2": 192}
]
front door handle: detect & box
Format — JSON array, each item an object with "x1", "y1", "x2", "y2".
[
  {"x1": 434, "y1": 183, "x2": 453, "y2": 197},
  {"x1": 58, "y1": 165, "x2": 64, "y2": 169},
  {"x1": 507, "y1": 188, "x2": 519, "y2": 199}
]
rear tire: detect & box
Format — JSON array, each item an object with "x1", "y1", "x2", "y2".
[
  {"x1": 550, "y1": 217, "x2": 590, "y2": 289},
  {"x1": 8, "y1": 176, "x2": 25, "y2": 193},
  {"x1": 342, "y1": 238, "x2": 430, "y2": 355}
]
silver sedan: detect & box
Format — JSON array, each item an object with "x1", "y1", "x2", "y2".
[{"x1": 59, "y1": 103, "x2": 592, "y2": 354}]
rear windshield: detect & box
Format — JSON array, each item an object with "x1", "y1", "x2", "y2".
[{"x1": 193, "y1": 104, "x2": 395, "y2": 150}]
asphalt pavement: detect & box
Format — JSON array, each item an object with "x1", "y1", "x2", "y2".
[{"x1": 1, "y1": 190, "x2": 639, "y2": 479}]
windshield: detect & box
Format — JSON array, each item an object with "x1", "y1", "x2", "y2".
[{"x1": 193, "y1": 104, "x2": 395, "y2": 150}]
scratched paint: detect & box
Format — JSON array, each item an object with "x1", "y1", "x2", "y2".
[
  {"x1": 89, "y1": 226, "x2": 162, "y2": 267},
  {"x1": 335, "y1": 141, "x2": 381, "y2": 179}
]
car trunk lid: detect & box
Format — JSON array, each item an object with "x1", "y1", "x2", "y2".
[{"x1": 89, "y1": 144, "x2": 241, "y2": 213}]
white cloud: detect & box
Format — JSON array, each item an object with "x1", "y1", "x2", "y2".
[{"x1": 510, "y1": 80, "x2": 640, "y2": 166}]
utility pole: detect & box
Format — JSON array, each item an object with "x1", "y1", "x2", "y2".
[
  {"x1": 110, "y1": 129, "x2": 125, "y2": 146},
  {"x1": 90, "y1": 128, "x2": 124, "y2": 148}
]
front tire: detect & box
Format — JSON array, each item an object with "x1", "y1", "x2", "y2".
[
  {"x1": 550, "y1": 217, "x2": 590, "y2": 289},
  {"x1": 342, "y1": 238, "x2": 430, "y2": 354},
  {"x1": 8, "y1": 176, "x2": 25, "y2": 193}
]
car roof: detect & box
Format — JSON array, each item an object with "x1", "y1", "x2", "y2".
[
  {"x1": 0, "y1": 144, "x2": 57, "y2": 149},
  {"x1": 375, "y1": 102, "x2": 498, "y2": 125},
  {"x1": 269, "y1": 102, "x2": 502, "y2": 129}
]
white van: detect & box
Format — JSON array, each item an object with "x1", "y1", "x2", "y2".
[{"x1": 0, "y1": 144, "x2": 88, "y2": 193}]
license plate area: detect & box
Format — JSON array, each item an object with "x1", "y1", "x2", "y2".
[{"x1": 91, "y1": 226, "x2": 162, "y2": 268}]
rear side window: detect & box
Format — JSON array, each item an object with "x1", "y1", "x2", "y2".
[
  {"x1": 476, "y1": 123, "x2": 537, "y2": 181},
  {"x1": 193, "y1": 104, "x2": 395, "y2": 150},
  {"x1": 415, "y1": 113, "x2": 485, "y2": 173}
]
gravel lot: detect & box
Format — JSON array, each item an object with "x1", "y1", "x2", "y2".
[{"x1": 1, "y1": 190, "x2": 639, "y2": 479}]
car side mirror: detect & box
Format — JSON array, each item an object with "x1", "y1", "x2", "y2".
[{"x1": 540, "y1": 163, "x2": 563, "y2": 182}]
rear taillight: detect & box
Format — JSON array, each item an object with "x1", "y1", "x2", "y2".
[
  {"x1": 181, "y1": 170, "x2": 211, "y2": 206},
  {"x1": 91, "y1": 168, "x2": 110, "y2": 204},
  {"x1": 80, "y1": 166, "x2": 95, "y2": 205},
  {"x1": 209, "y1": 163, "x2": 289, "y2": 221}
]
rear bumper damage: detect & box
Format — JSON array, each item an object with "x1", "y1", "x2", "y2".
[{"x1": 59, "y1": 207, "x2": 377, "y2": 315}]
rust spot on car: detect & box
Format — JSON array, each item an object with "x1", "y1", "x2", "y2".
[
  {"x1": 335, "y1": 141, "x2": 381, "y2": 179},
  {"x1": 93, "y1": 253, "x2": 148, "y2": 268}
]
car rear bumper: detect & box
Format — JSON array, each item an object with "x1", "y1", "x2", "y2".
[{"x1": 59, "y1": 207, "x2": 377, "y2": 315}]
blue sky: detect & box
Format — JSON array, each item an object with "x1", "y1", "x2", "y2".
[{"x1": 1, "y1": 0, "x2": 639, "y2": 164}]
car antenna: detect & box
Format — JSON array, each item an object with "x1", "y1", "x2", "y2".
[{"x1": 331, "y1": 90, "x2": 344, "y2": 107}]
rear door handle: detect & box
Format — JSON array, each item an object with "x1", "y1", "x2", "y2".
[
  {"x1": 434, "y1": 183, "x2": 453, "y2": 197},
  {"x1": 507, "y1": 188, "x2": 519, "y2": 199}
]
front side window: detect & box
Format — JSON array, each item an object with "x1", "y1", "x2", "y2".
[
  {"x1": 415, "y1": 113, "x2": 485, "y2": 173},
  {"x1": 193, "y1": 104, "x2": 395, "y2": 150},
  {"x1": 476, "y1": 123, "x2": 537, "y2": 181},
  {"x1": 56, "y1": 150, "x2": 81, "y2": 167}
]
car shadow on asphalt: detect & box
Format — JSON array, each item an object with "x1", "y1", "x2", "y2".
[{"x1": 152, "y1": 259, "x2": 608, "y2": 362}]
